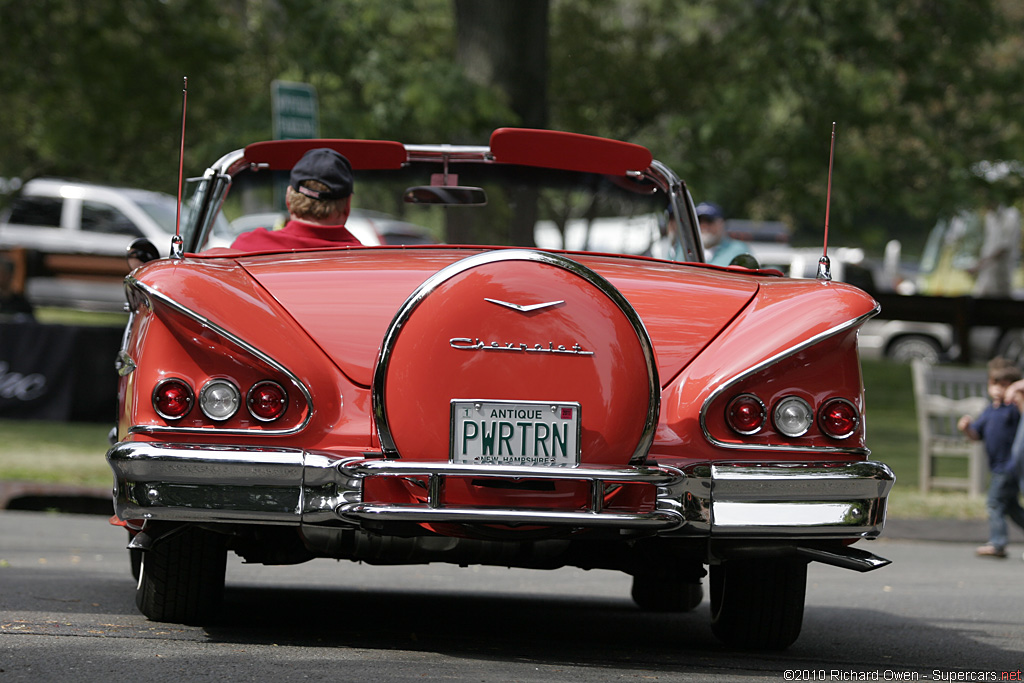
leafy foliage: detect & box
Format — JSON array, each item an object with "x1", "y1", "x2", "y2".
[
  {"x1": 550, "y1": 0, "x2": 1024, "y2": 251},
  {"x1": 1, "y1": 0, "x2": 1021, "y2": 254}
]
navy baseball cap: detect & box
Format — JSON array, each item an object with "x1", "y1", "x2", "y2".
[
  {"x1": 695, "y1": 202, "x2": 724, "y2": 220},
  {"x1": 290, "y1": 148, "x2": 354, "y2": 200}
]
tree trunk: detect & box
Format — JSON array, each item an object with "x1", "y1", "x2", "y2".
[{"x1": 451, "y1": 0, "x2": 549, "y2": 246}]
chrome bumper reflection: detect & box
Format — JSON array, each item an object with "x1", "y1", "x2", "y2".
[
  {"x1": 107, "y1": 442, "x2": 894, "y2": 538},
  {"x1": 707, "y1": 461, "x2": 894, "y2": 537}
]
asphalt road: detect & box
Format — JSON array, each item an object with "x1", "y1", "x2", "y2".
[{"x1": 0, "y1": 510, "x2": 1021, "y2": 682}]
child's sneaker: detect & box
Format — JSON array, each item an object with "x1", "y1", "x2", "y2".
[{"x1": 975, "y1": 544, "x2": 1007, "y2": 558}]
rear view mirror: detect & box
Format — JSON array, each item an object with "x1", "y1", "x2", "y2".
[
  {"x1": 127, "y1": 238, "x2": 159, "y2": 267},
  {"x1": 403, "y1": 186, "x2": 487, "y2": 206},
  {"x1": 728, "y1": 253, "x2": 760, "y2": 269}
]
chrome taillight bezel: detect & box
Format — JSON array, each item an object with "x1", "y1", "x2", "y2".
[
  {"x1": 726, "y1": 393, "x2": 767, "y2": 435},
  {"x1": 198, "y1": 379, "x2": 242, "y2": 422},
  {"x1": 772, "y1": 395, "x2": 814, "y2": 438},
  {"x1": 152, "y1": 377, "x2": 195, "y2": 421},
  {"x1": 818, "y1": 397, "x2": 860, "y2": 440},
  {"x1": 247, "y1": 380, "x2": 289, "y2": 422}
]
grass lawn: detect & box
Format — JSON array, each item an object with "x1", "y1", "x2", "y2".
[
  {"x1": 0, "y1": 358, "x2": 989, "y2": 518},
  {"x1": 33, "y1": 307, "x2": 129, "y2": 327},
  {"x1": 861, "y1": 358, "x2": 987, "y2": 519},
  {"x1": 0, "y1": 420, "x2": 113, "y2": 488}
]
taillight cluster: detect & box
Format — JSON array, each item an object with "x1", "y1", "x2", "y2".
[
  {"x1": 726, "y1": 393, "x2": 859, "y2": 440},
  {"x1": 152, "y1": 377, "x2": 288, "y2": 423}
]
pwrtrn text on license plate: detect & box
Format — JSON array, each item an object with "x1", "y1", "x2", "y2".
[{"x1": 450, "y1": 400, "x2": 581, "y2": 467}]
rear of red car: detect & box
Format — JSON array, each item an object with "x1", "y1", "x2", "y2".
[{"x1": 107, "y1": 129, "x2": 893, "y2": 650}]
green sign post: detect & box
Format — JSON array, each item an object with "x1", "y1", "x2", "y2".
[{"x1": 272, "y1": 80, "x2": 319, "y2": 140}]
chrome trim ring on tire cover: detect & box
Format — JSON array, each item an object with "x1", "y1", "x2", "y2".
[{"x1": 371, "y1": 249, "x2": 660, "y2": 465}]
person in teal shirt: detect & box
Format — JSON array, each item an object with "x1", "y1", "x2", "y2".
[{"x1": 697, "y1": 202, "x2": 749, "y2": 266}]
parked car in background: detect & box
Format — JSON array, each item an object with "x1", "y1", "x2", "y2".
[
  {"x1": 745, "y1": 240, "x2": 999, "y2": 364},
  {"x1": 107, "y1": 128, "x2": 893, "y2": 650},
  {"x1": 0, "y1": 178, "x2": 204, "y2": 311}
]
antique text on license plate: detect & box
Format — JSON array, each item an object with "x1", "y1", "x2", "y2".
[{"x1": 451, "y1": 400, "x2": 581, "y2": 467}]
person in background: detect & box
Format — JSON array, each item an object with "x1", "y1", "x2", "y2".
[
  {"x1": 958, "y1": 357, "x2": 1024, "y2": 558},
  {"x1": 0, "y1": 253, "x2": 34, "y2": 320},
  {"x1": 231, "y1": 148, "x2": 363, "y2": 251},
  {"x1": 971, "y1": 201, "x2": 1022, "y2": 298},
  {"x1": 1002, "y1": 372, "x2": 1024, "y2": 561},
  {"x1": 696, "y1": 202, "x2": 749, "y2": 266}
]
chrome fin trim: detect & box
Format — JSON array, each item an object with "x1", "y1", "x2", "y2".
[
  {"x1": 698, "y1": 303, "x2": 880, "y2": 455},
  {"x1": 124, "y1": 278, "x2": 315, "y2": 437}
]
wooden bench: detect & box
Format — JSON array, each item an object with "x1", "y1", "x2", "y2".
[{"x1": 911, "y1": 359, "x2": 989, "y2": 497}]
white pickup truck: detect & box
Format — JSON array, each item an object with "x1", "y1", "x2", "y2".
[{"x1": 0, "y1": 178, "x2": 182, "y2": 311}]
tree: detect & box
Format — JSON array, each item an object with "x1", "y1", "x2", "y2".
[
  {"x1": 447, "y1": 0, "x2": 549, "y2": 246},
  {"x1": 2, "y1": 0, "x2": 1021, "y2": 257},
  {"x1": 548, "y1": 0, "x2": 1024, "y2": 254},
  {"x1": 0, "y1": 0, "x2": 254, "y2": 194}
]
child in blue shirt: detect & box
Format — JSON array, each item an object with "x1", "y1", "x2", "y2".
[{"x1": 958, "y1": 357, "x2": 1024, "y2": 558}]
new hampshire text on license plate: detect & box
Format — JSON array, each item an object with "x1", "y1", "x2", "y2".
[{"x1": 451, "y1": 400, "x2": 580, "y2": 466}]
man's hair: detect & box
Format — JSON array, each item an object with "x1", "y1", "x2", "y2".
[
  {"x1": 287, "y1": 181, "x2": 348, "y2": 221},
  {"x1": 987, "y1": 356, "x2": 1022, "y2": 384}
]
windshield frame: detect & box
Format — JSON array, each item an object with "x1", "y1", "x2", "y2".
[{"x1": 180, "y1": 137, "x2": 704, "y2": 262}]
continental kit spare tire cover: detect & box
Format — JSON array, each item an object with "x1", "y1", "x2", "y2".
[{"x1": 372, "y1": 250, "x2": 659, "y2": 468}]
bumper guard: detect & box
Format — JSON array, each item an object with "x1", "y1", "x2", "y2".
[{"x1": 107, "y1": 442, "x2": 894, "y2": 539}]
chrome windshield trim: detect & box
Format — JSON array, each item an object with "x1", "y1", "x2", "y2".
[
  {"x1": 649, "y1": 160, "x2": 703, "y2": 263},
  {"x1": 699, "y1": 303, "x2": 881, "y2": 455},
  {"x1": 183, "y1": 149, "x2": 247, "y2": 253},
  {"x1": 404, "y1": 144, "x2": 492, "y2": 161},
  {"x1": 371, "y1": 249, "x2": 660, "y2": 465},
  {"x1": 125, "y1": 278, "x2": 314, "y2": 437}
]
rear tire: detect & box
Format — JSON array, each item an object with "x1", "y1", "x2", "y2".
[
  {"x1": 709, "y1": 558, "x2": 806, "y2": 650},
  {"x1": 631, "y1": 574, "x2": 703, "y2": 612},
  {"x1": 135, "y1": 526, "x2": 227, "y2": 625}
]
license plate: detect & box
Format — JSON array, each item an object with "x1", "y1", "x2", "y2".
[{"x1": 451, "y1": 400, "x2": 581, "y2": 467}]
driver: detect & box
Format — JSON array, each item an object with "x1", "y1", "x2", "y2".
[{"x1": 231, "y1": 148, "x2": 362, "y2": 250}]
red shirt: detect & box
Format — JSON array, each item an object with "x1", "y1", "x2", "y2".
[{"x1": 230, "y1": 219, "x2": 362, "y2": 251}]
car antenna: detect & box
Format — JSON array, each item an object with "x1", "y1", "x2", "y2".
[
  {"x1": 817, "y1": 122, "x2": 836, "y2": 281},
  {"x1": 172, "y1": 76, "x2": 188, "y2": 259}
]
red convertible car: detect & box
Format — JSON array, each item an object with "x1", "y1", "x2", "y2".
[{"x1": 107, "y1": 128, "x2": 893, "y2": 650}]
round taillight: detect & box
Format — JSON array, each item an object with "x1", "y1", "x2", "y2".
[
  {"x1": 819, "y1": 398, "x2": 859, "y2": 439},
  {"x1": 247, "y1": 380, "x2": 288, "y2": 422},
  {"x1": 773, "y1": 396, "x2": 814, "y2": 437},
  {"x1": 152, "y1": 378, "x2": 194, "y2": 420},
  {"x1": 726, "y1": 394, "x2": 766, "y2": 435},
  {"x1": 199, "y1": 379, "x2": 241, "y2": 421}
]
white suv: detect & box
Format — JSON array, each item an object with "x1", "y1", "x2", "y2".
[{"x1": 0, "y1": 178, "x2": 182, "y2": 311}]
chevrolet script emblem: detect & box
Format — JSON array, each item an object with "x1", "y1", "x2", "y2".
[{"x1": 450, "y1": 338, "x2": 594, "y2": 356}]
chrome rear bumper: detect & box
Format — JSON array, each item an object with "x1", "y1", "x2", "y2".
[{"x1": 107, "y1": 442, "x2": 894, "y2": 539}]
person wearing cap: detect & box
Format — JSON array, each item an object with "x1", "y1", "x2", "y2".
[
  {"x1": 696, "y1": 202, "x2": 749, "y2": 267},
  {"x1": 231, "y1": 148, "x2": 362, "y2": 250}
]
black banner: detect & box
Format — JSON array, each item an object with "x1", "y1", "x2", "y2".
[{"x1": 0, "y1": 322, "x2": 121, "y2": 421}]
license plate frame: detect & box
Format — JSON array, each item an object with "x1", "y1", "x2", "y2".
[{"x1": 450, "y1": 399, "x2": 581, "y2": 467}]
